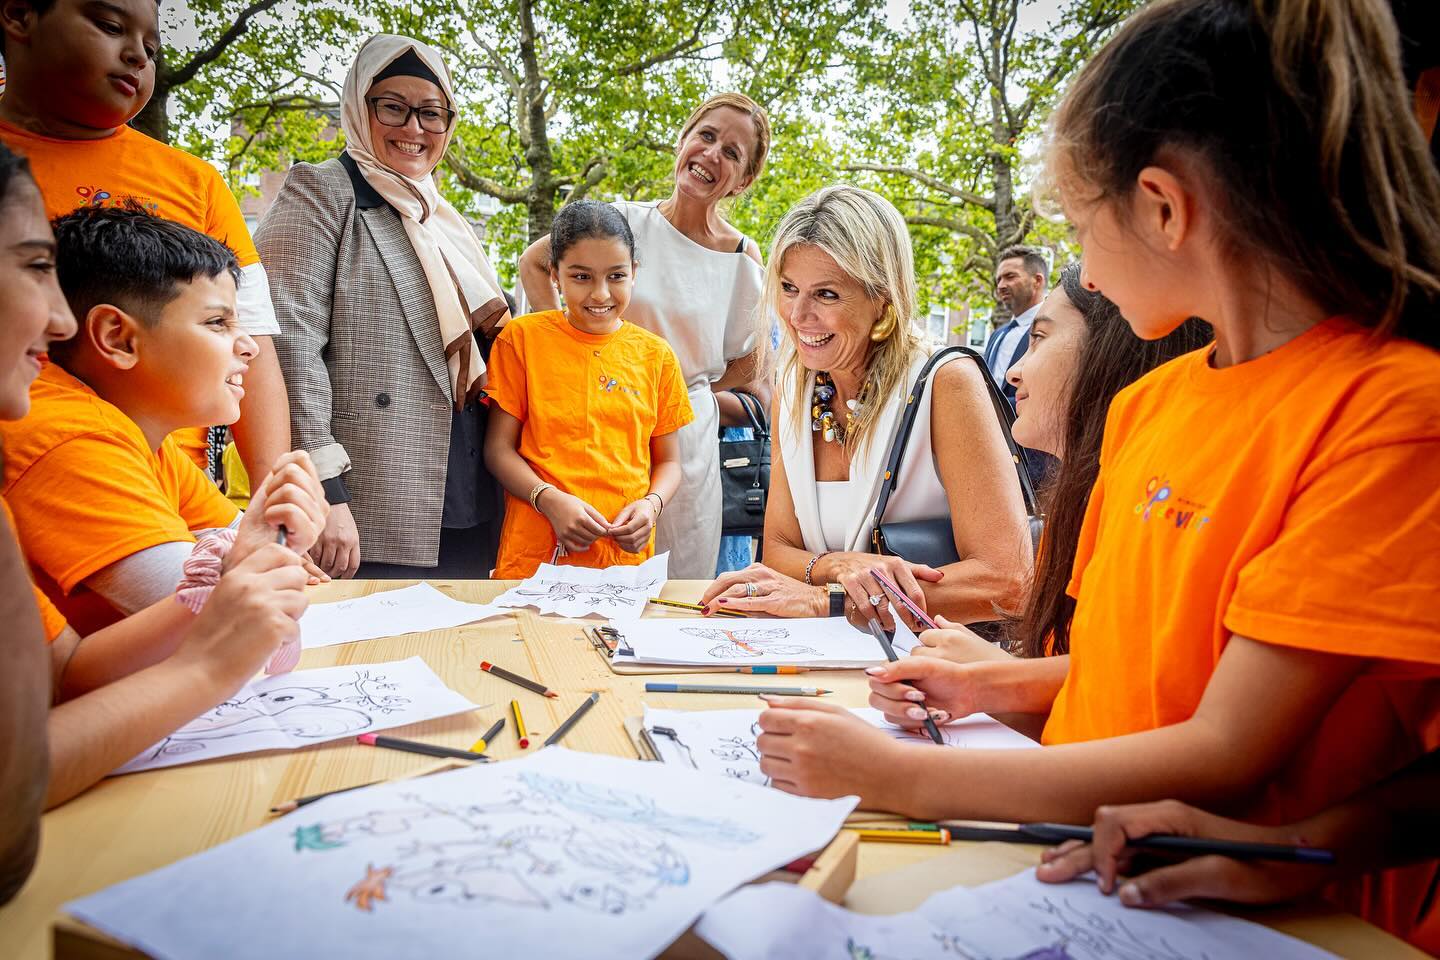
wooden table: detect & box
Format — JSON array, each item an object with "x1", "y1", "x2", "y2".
[{"x1": 0, "y1": 580, "x2": 1425, "y2": 960}]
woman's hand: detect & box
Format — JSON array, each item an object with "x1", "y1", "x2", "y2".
[
  {"x1": 538, "y1": 489, "x2": 610, "y2": 554},
  {"x1": 756, "y1": 697, "x2": 910, "y2": 806},
  {"x1": 913, "y1": 614, "x2": 1013, "y2": 663},
  {"x1": 230, "y1": 452, "x2": 330, "y2": 573},
  {"x1": 822, "y1": 552, "x2": 943, "y2": 632},
  {"x1": 865, "y1": 656, "x2": 987, "y2": 729},
  {"x1": 1035, "y1": 800, "x2": 1336, "y2": 907},
  {"x1": 700, "y1": 564, "x2": 827, "y2": 617},
  {"x1": 609, "y1": 499, "x2": 658, "y2": 554}
]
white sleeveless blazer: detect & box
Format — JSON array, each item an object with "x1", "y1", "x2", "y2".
[{"x1": 781, "y1": 348, "x2": 958, "y2": 554}]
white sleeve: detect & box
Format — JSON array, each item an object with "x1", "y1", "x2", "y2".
[
  {"x1": 82, "y1": 542, "x2": 196, "y2": 616},
  {"x1": 236, "y1": 262, "x2": 281, "y2": 336}
]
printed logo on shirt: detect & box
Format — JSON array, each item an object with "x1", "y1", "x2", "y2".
[
  {"x1": 75, "y1": 185, "x2": 159, "y2": 213},
  {"x1": 597, "y1": 375, "x2": 641, "y2": 398},
  {"x1": 1134, "y1": 475, "x2": 1212, "y2": 532}
]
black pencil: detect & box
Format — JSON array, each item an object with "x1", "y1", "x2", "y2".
[
  {"x1": 933, "y1": 821, "x2": 1336, "y2": 864},
  {"x1": 543, "y1": 692, "x2": 600, "y2": 747},
  {"x1": 356, "y1": 733, "x2": 491, "y2": 763},
  {"x1": 270, "y1": 779, "x2": 380, "y2": 815},
  {"x1": 866, "y1": 617, "x2": 944, "y2": 745},
  {"x1": 481, "y1": 660, "x2": 559, "y2": 698}
]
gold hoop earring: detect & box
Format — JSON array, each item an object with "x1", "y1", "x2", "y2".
[{"x1": 870, "y1": 305, "x2": 898, "y2": 342}]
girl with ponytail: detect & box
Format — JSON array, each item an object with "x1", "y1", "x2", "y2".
[{"x1": 754, "y1": 0, "x2": 1440, "y2": 945}]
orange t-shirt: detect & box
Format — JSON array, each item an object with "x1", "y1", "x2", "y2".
[
  {"x1": 0, "y1": 118, "x2": 261, "y2": 469},
  {"x1": 1, "y1": 496, "x2": 67, "y2": 643},
  {"x1": 0, "y1": 361, "x2": 239, "y2": 634},
  {"x1": 1043, "y1": 318, "x2": 1440, "y2": 942},
  {"x1": 485, "y1": 310, "x2": 693, "y2": 578}
]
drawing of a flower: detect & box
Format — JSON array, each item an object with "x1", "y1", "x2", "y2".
[
  {"x1": 345, "y1": 864, "x2": 394, "y2": 912},
  {"x1": 292, "y1": 823, "x2": 346, "y2": 852}
]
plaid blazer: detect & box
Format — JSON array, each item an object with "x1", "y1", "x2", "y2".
[{"x1": 256, "y1": 157, "x2": 461, "y2": 566}]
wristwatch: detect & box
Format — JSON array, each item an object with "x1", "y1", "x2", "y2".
[{"x1": 826, "y1": 582, "x2": 846, "y2": 618}]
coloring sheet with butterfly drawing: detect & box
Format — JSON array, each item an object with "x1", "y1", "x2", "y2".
[
  {"x1": 71, "y1": 748, "x2": 858, "y2": 960},
  {"x1": 493, "y1": 552, "x2": 668, "y2": 620},
  {"x1": 619, "y1": 616, "x2": 893, "y2": 667},
  {"x1": 642, "y1": 707, "x2": 1036, "y2": 786},
  {"x1": 113, "y1": 658, "x2": 477, "y2": 775},
  {"x1": 698, "y1": 872, "x2": 1339, "y2": 960}
]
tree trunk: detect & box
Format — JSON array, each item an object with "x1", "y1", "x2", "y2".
[{"x1": 131, "y1": 55, "x2": 171, "y2": 142}]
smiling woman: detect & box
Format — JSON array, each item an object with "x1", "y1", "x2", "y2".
[{"x1": 258, "y1": 35, "x2": 512, "y2": 580}]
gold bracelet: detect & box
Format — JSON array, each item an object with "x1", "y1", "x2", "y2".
[
  {"x1": 644, "y1": 492, "x2": 664, "y2": 519},
  {"x1": 529, "y1": 481, "x2": 555, "y2": 511}
]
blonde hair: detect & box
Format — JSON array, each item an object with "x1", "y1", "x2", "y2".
[
  {"x1": 764, "y1": 185, "x2": 923, "y2": 455},
  {"x1": 678, "y1": 93, "x2": 772, "y2": 189}
]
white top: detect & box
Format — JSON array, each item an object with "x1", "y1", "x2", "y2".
[
  {"x1": 781, "y1": 349, "x2": 958, "y2": 555},
  {"x1": 610, "y1": 200, "x2": 764, "y2": 578}
]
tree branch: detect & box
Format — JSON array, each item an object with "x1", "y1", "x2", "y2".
[
  {"x1": 444, "y1": 154, "x2": 529, "y2": 204},
  {"x1": 843, "y1": 162, "x2": 994, "y2": 210},
  {"x1": 612, "y1": 0, "x2": 722, "y2": 78},
  {"x1": 166, "y1": 0, "x2": 287, "y2": 88},
  {"x1": 904, "y1": 214, "x2": 994, "y2": 247}
]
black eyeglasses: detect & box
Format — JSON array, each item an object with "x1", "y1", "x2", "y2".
[{"x1": 366, "y1": 96, "x2": 456, "y2": 134}]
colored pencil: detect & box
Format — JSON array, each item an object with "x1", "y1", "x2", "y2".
[
  {"x1": 356, "y1": 733, "x2": 490, "y2": 763},
  {"x1": 468, "y1": 717, "x2": 505, "y2": 754},
  {"x1": 647, "y1": 597, "x2": 747, "y2": 618},
  {"x1": 481, "y1": 660, "x2": 559, "y2": 698},
  {"x1": 850, "y1": 828, "x2": 951, "y2": 845},
  {"x1": 870, "y1": 569, "x2": 940, "y2": 630},
  {"x1": 269, "y1": 779, "x2": 380, "y2": 815},
  {"x1": 733, "y1": 666, "x2": 809, "y2": 674},
  {"x1": 511, "y1": 699, "x2": 530, "y2": 749},
  {"x1": 994, "y1": 823, "x2": 1335, "y2": 864},
  {"x1": 275, "y1": 525, "x2": 288, "y2": 548},
  {"x1": 866, "y1": 617, "x2": 944, "y2": 745},
  {"x1": 543, "y1": 692, "x2": 600, "y2": 747},
  {"x1": 644, "y1": 682, "x2": 831, "y2": 696}
]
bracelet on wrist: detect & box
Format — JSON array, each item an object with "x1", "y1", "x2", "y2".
[
  {"x1": 644, "y1": 492, "x2": 664, "y2": 519},
  {"x1": 529, "y1": 481, "x2": 555, "y2": 512},
  {"x1": 803, "y1": 552, "x2": 829, "y2": 586}
]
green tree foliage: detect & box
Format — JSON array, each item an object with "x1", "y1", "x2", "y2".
[{"x1": 840, "y1": 0, "x2": 1140, "y2": 307}]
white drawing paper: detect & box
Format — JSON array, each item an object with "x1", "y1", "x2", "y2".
[
  {"x1": 492, "y1": 552, "x2": 668, "y2": 620},
  {"x1": 299, "y1": 582, "x2": 508, "y2": 649},
  {"x1": 70, "y1": 748, "x2": 858, "y2": 960},
  {"x1": 698, "y1": 870, "x2": 1339, "y2": 960},
  {"x1": 620, "y1": 616, "x2": 894, "y2": 668},
  {"x1": 114, "y1": 658, "x2": 477, "y2": 774},
  {"x1": 643, "y1": 706, "x2": 1036, "y2": 786}
]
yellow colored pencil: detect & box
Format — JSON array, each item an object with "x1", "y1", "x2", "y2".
[
  {"x1": 511, "y1": 699, "x2": 530, "y2": 749},
  {"x1": 647, "y1": 597, "x2": 747, "y2": 618},
  {"x1": 849, "y1": 827, "x2": 952, "y2": 845}
]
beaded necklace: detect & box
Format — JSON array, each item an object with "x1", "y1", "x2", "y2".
[{"x1": 811, "y1": 371, "x2": 868, "y2": 444}]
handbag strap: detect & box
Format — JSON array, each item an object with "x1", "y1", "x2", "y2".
[
  {"x1": 871, "y1": 347, "x2": 1039, "y2": 542},
  {"x1": 722, "y1": 389, "x2": 769, "y2": 439}
]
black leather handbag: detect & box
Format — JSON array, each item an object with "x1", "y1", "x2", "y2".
[
  {"x1": 870, "y1": 346, "x2": 1043, "y2": 567},
  {"x1": 718, "y1": 390, "x2": 771, "y2": 538}
]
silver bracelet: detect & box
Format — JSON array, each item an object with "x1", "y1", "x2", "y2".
[{"x1": 803, "y1": 552, "x2": 828, "y2": 585}]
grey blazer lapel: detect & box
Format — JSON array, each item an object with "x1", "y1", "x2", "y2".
[{"x1": 355, "y1": 207, "x2": 455, "y2": 405}]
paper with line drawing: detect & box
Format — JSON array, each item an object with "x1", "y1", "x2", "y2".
[
  {"x1": 643, "y1": 706, "x2": 1037, "y2": 786},
  {"x1": 71, "y1": 748, "x2": 857, "y2": 960},
  {"x1": 698, "y1": 871, "x2": 1338, "y2": 960},
  {"x1": 299, "y1": 582, "x2": 507, "y2": 649},
  {"x1": 493, "y1": 552, "x2": 668, "y2": 620},
  {"x1": 114, "y1": 658, "x2": 477, "y2": 774},
  {"x1": 619, "y1": 616, "x2": 893, "y2": 667}
]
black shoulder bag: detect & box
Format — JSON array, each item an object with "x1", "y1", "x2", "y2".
[
  {"x1": 870, "y1": 346, "x2": 1043, "y2": 567},
  {"x1": 718, "y1": 390, "x2": 771, "y2": 538}
]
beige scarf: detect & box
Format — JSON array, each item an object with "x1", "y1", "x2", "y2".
[{"x1": 340, "y1": 34, "x2": 509, "y2": 408}]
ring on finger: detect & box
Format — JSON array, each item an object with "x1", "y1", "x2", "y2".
[
  {"x1": 745, "y1": 582, "x2": 758, "y2": 598},
  {"x1": 867, "y1": 594, "x2": 883, "y2": 607}
]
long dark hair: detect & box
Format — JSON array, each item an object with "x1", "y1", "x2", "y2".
[
  {"x1": 1048, "y1": 0, "x2": 1440, "y2": 346},
  {"x1": 1011, "y1": 265, "x2": 1212, "y2": 658}
]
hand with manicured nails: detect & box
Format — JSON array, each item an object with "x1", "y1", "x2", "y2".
[
  {"x1": 913, "y1": 614, "x2": 1014, "y2": 663},
  {"x1": 865, "y1": 656, "x2": 988, "y2": 730},
  {"x1": 537, "y1": 489, "x2": 610, "y2": 555},
  {"x1": 174, "y1": 542, "x2": 310, "y2": 687},
  {"x1": 1035, "y1": 799, "x2": 1335, "y2": 908},
  {"x1": 608, "y1": 499, "x2": 658, "y2": 554},
  {"x1": 756, "y1": 697, "x2": 910, "y2": 805},
  {"x1": 230, "y1": 451, "x2": 331, "y2": 575},
  {"x1": 826, "y1": 552, "x2": 942, "y2": 632},
  {"x1": 699, "y1": 564, "x2": 827, "y2": 617}
]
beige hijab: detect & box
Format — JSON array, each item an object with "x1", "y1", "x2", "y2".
[{"x1": 341, "y1": 34, "x2": 509, "y2": 408}]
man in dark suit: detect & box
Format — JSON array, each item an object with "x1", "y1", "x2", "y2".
[{"x1": 982, "y1": 245, "x2": 1055, "y2": 485}]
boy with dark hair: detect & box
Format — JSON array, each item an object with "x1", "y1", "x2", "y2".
[
  {"x1": 0, "y1": 205, "x2": 308, "y2": 635},
  {"x1": 0, "y1": 0, "x2": 291, "y2": 482}
]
